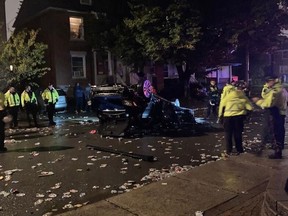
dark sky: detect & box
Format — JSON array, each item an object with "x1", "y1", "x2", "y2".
[{"x1": 5, "y1": 0, "x2": 21, "y2": 37}]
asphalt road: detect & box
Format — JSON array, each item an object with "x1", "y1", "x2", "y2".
[{"x1": 0, "y1": 110, "x2": 263, "y2": 216}]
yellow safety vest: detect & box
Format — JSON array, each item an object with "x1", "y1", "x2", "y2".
[
  {"x1": 41, "y1": 88, "x2": 59, "y2": 104},
  {"x1": 221, "y1": 84, "x2": 235, "y2": 101},
  {"x1": 4, "y1": 91, "x2": 20, "y2": 107},
  {"x1": 256, "y1": 82, "x2": 288, "y2": 115},
  {"x1": 218, "y1": 90, "x2": 253, "y2": 117},
  {"x1": 21, "y1": 90, "x2": 37, "y2": 107},
  {"x1": 0, "y1": 92, "x2": 5, "y2": 111}
]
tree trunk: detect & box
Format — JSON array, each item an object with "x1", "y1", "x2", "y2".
[
  {"x1": 245, "y1": 45, "x2": 250, "y2": 83},
  {"x1": 176, "y1": 64, "x2": 187, "y2": 98}
]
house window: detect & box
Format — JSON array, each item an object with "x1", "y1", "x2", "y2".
[
  {"x1": 279, "y1": 65, "x2": 288, "y2": 75},
  {"x1": 282, "y1": 50, "x2": 288, "y2": 59},
  {"x1": 71, "y1": 52, "x2": 86, "y2": 78},
  {"x1": 80, "y1": 0, "x2": 92, "y2": 5},
  {"x1": 70, "y1": 17, "x2": 84, "y2": 40}
]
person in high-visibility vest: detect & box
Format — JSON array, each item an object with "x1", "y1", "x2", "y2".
[
  {"x1": 259, "y1": 77, "x2": 275, "y2": 148},
  {"x1": 0, "y1": 91, "x2": 7, "y2": 152},
  {"x1": 41, "y1": 83, "x2": 59, "y2": 126},
  {"x1": 21, "y1": 85, "x2": 39, "y2": 127},
  {"x1": 253, "y1": 76, "x2": 288, "y2": 159},
  {"x1": 218, "y1": 81, "x2": 254, "y2": 156},
  {"x1": 4, "y1": 86, "x2": 20, "y2": 128},
  {"x1": 220, "y1": 79, "x2": 236, "y2": 101}
]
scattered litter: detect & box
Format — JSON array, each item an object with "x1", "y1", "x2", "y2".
[
  {"x1": 43, "y1": 212, "x2": 53, "y2": 216},
  {"x1": 195, "y1": 211, "x2": 203, "y2": 216},
  {"x1": 30, "y1": 151, "x2": 39, "y2": 157},
  {"x1": 51, "y1": 182, "x2": 61, "y2": 190},
  {"x1": 39, "y1": 171, "x2": 54, "y2": 177},
  {"x1": 36, "y1": 193, "x2": 45, "y2": 198},
  {"x1": 48, "y1": 193, "x2": 57, "y2": 198},
  {"x1": 70, "y1": 189, "x2": 78, "y2": 193},
  {"x1": 0, "y1": 191, "x2": 10, "y2": 197},
  {"x1": 34, "y1": 199, "x2": 44, "y2": 206},
  {"x1": 79, "y1": 193, "x2": 86, "y2": 197},
  {"x1": 89, "y1": 130, "x2": 97, "y2": 134},
  {"x1": 15, "y1": 193, "x2": 25, "y2": 197}
]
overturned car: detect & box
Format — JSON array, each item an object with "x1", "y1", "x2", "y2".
[{"x1": 92, "y1": 80, "x2": 207, "y2": 137}]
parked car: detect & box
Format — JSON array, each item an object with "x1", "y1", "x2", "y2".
[{"x1": 55, "y1": 88, "x2": 67, "y2": 112}]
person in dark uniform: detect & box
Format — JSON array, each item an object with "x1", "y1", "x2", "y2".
[
  {"x1": 41, "y1": 83, "x2": 59, "y2": 126},
  {"x1": 218, "y1": 81, "x2": 254, "y2": 156},
  {"x1": 4, "y1": 86, "x2": 20, "y2": 128},
  {"x1": 206, "y1": 79, "x2": 219, "y2": 119},
  {"x1": 21, "y1": 85, "x2": 39, "y2": 127}
]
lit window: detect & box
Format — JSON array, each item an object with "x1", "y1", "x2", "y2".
[
  {"x1": 71, "y1": 52, "x2": 86, "y2": 78},
  {"x1": 80, "y1": 0, "x2": 92, "y2": 5},
  {"x1": 70, "y1": 17, "x2": 84, "y2": 40}
]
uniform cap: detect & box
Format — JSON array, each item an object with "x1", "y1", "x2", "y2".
[
  {"x1": 235, "y1": 81, "x2": 245, "y2": 89},
  {"x1": 265, "y1": 75, "x2": 277, "y2": 82}
]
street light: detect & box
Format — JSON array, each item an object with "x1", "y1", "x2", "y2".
[{"x1": 9, "y1": 65, "x2": 13, "y2": 72}]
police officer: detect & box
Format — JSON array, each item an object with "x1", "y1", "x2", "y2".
[
  {"x1": 253, "y1": 76, "x2": 287, "y2": 159},
  {"x1": 260, "y1": 77, "x2": 275, "y2": 148},
  {"x1": 220, "y1": 79, "x2": 236, "y2": 101},
  {"x1": 206, "y1": 79, "x2": 219, "y2": 118},
  {"x1": 0, "y1": 91, "x2": 7, "y2": 152},
  {"x1": 218, "y1": 81, "x2": 254, "y2": 156},
  {"x1": 4, "y1": 86, "x2": 20, "y2": 128},
  {"x1": 42, "y1": 83, "x2": 59, "y2": 126},
  {"x1": 21, "y1": 85, "x2": 38, "y2": 127}
]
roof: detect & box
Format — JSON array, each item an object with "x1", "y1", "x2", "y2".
[{"x1": 13, "y1": 0, "x2": 109, "y2": 28}]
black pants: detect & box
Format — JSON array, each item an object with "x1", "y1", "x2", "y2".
[
  {"x1": 223, "y1": 115, "x2": 245, "y2": 153},
  {"x1": 47, "y1": 103, "x2": 55, "y2": 124},
  {"x1": 261, "y1": 109, "x2": 274, "y2": 145},
  {"x1": 206, "y1": 103, "x2": 217, "y2": 118},
  {"x1": 270, "y1": 107, "x2": 285, "y2": 149},
  {"x1": 7, "y1": 106, "x2": 19, "y2": 127},
  {"x1": 26, "y1": 104, "x2": 38, "y2": 126},
  {"x1": 0, "y1": 110, "x2": 6, "y2": 149}
]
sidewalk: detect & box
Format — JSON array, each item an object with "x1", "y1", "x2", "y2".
[{"x1": 58, "y1": 149, "x2": 288, "y2": 216}]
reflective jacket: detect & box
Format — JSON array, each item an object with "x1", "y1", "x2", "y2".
[
  {"x1": 256, "y1": 82, "x2": 288, "y2": 115},
  {"x1": 0, "y1": 92, "x2": 5, "y2": 111},
  {"x1": 21, "y1": 90, "x2": 37, "y2": 107},
  {"x1": 261, "y1": 84, "x2": 272, "y2": 99},
  {"x1": 218, "y1": 90, "x2": 253, "y2": 117},
  {"x1": 41, "y1": 88, "x2": 59, "y2": 104},
  {"x1": 4, "y1": 91, "x2": 20, "y2": 107},
  {"x1": 221, "y1": 84, "x2": 235, "y2": 101}
]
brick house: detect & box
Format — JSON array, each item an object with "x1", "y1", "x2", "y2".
[{"x1": 13, "y1": 0, "x2": 128, "y2": 90}]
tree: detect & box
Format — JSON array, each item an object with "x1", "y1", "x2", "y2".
[
  {"x1": 125, "y1": 0, "x2": 201, "y2": 65},
  {"x1": 198, "y1": 0, "x2": 288, "y2": 81},
  {"x1": 0, "y1": 29, "x2": 49, "y2": 87}
]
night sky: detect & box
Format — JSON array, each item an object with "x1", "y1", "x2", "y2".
[{"x1": 5, "y1": 0, "x2": 21, "y2": 37}]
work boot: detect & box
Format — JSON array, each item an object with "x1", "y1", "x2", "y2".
[{"x1": 268, "y1": 150, "x2": 282, "y2": 159}]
